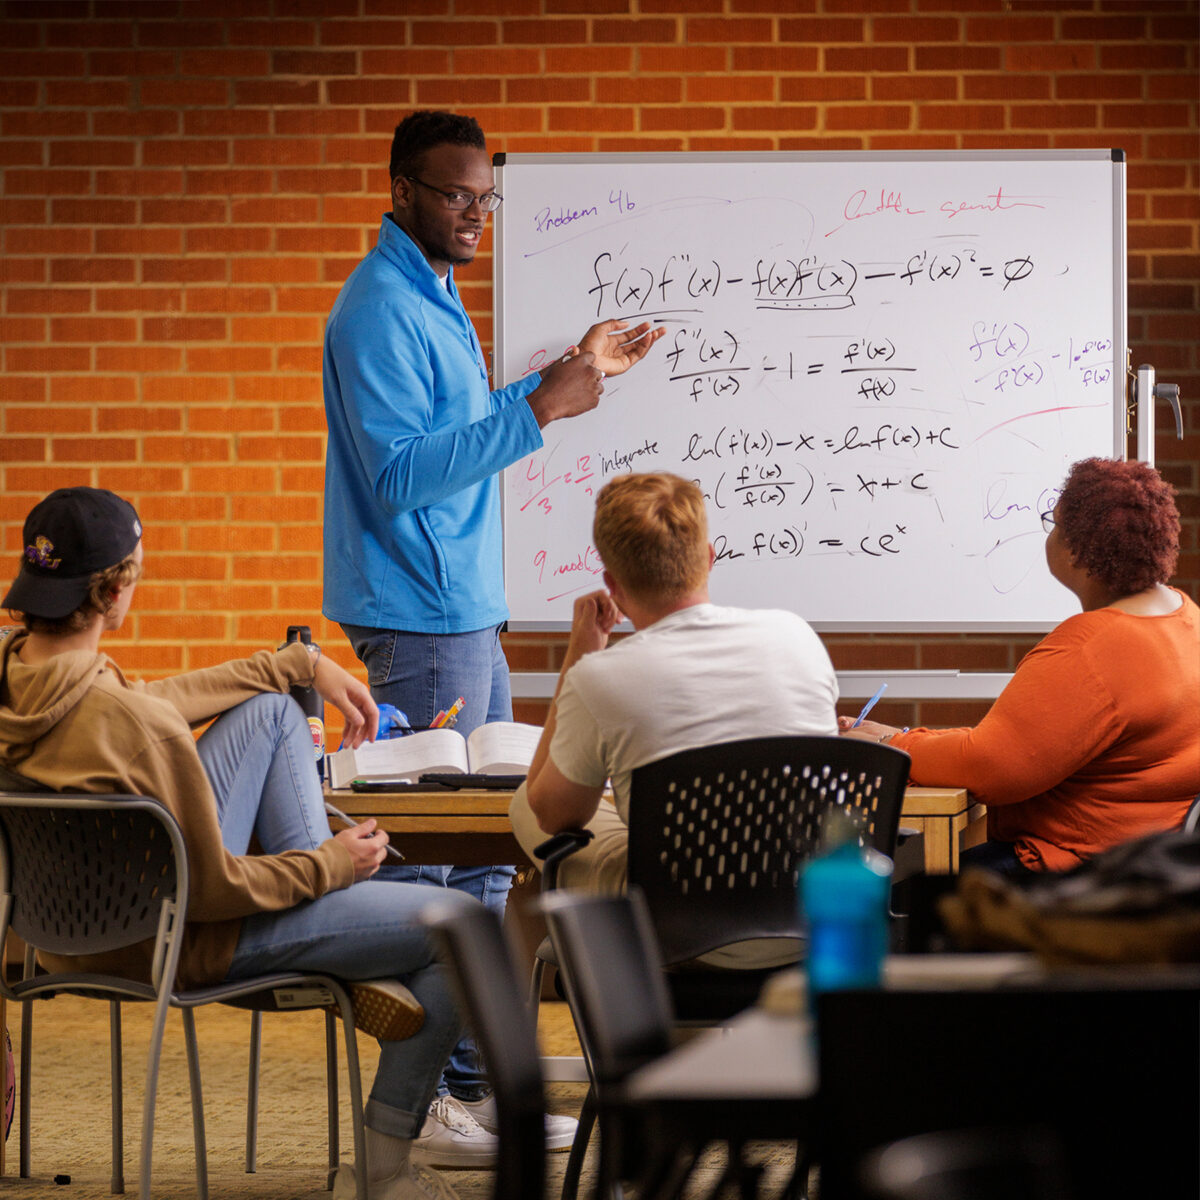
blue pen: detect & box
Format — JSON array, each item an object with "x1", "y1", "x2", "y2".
[{"x1": 851, "y1": 683, "x2": 888, "y2": 728}]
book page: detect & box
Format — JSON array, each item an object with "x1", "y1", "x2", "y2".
[
  {"x1": 329, "y1": 728, "x2": 468, "y2": 788},
  {"x1": 465, "y1": 721, "x2": 542, "y2": 775}
]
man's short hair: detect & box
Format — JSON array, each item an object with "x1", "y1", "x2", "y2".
[
  {"x1": 592, "y1": 473, "x2": 709, "y2": 602},
  {"x1": 389, "y1": 111, "x2": 487, "y2": 181}
]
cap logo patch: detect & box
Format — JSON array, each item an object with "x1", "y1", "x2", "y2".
[{"x1": 25, "y1": 537, "x2": 61, "y2": 570}]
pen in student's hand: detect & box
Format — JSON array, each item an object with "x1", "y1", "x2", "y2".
[
  {"x1": 324, "y1": 801, "x2": 405, "y2": 861},
  {"x1": 851, "y1": 683, "x2": 888, "y2": 728}
]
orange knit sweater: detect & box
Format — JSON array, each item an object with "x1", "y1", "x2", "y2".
[{"x1": 892, "y1": 591, "x2": 1200, "y2": 872}]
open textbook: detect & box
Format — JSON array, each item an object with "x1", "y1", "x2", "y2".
[{"x1": 328, "y1": 721, "x2": 541, "y2": 790}]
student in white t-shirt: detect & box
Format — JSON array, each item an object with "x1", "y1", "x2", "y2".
[{"x1": 509, "y1": 472, "x2": 838, "y2": 964}]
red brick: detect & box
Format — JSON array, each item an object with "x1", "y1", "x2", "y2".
[
  {"x1": 183, "y1": 287, "x2": 274, "y2": 313},
  {"x1": 918, "y1": 104, "x2": 1006, "y2": 131},
  {"x1": 825, "y1": 46, "x2": 910, "y2": 72},
  {"x1": 6, "y1": 287, "x2": 89, "y2": 315},
  {"x1": 6, "y1": 407, "x2": 90, "y2": 434},
  {"x1": 183, "y1": 168, "x2": 274, "y2": 196},
  {"x1": 50, "y1": 316, "x2": 137, "y2": 342},
  {"x1": 230, "y1": 316, "x2": 324, "y2": 344},
  {"x1": 276, "y1": 346, "x2": 323, "y2": 372},
  {"x1": 914, "y1": 45, "x2": 1002, "y2": 71},
  {"x1": 683, "y1": 76, "x2": 772, "y2": 104},
  {"x1": 826, "y1": 104, "x2": 913, "y2": 131},
  {"x1": 49, "y1": 376, "x2": 137, "y2": 405},
  {"x1": 6, "y1": 227, "x2": 91, "y2": 255},
  {"x1": 963, "y1": 15, "x2": 1055, "y2": 42},
  {"x1": 136, "y1": 20, "x2": 226, "y2": 47},
  {"x1": 234, "y1": 79, "x2": 322, "y2": 106},
  {"x1": 640, "y1": 106, "x2": 725, "y2": 132},
  {"x1": 962, "y1": 74, "x2": 1051, "y2": 101},
  {"x1": 143, "y1": 316, "x2": 227, "y2": 342},
  {"x1": 0, "y1": 438, "x2": 48, "y2": 463},
  {"x1": 228, "y1": 19, "x2": 315, "y2": 47},
  {"x1": 93, "y1": 111, "x2": 182, "y2": 140},
  {"x1": 0, "y1": 50, "x2": 85, "y2": 78},
  {"x1": 179, "y1": 49, "x2": 271, "y2": 77},
  {"x1": 732, "y1": 105, "x2": 819, "y2": 132},
  {"x1": 357, "y1": 49, "x2": 451, "y2": 77},
  {"x1": 418, "y1": 78, "x2": 506, "y2": 106},
  {"x1": 0, "y1": 317, "x2": 46, "y2": 342},
  {"x1": 782, "y1": 77, "x2": 868, "y2": 102},
  {"x1": 187, "y1": 227, "x2": 272, "y2": 253},
  {"x1": 142, "y1": 139, "x2": 231, "y2": 168},
  {"x1": 685, "y1": 17, "x2": 771, "y2": 43},
  {"x1": 412, "y1": 20, "x2": 499, "y2": 46},
  {"x1": 1011, "y1": 103, "x2": 1100, "y2": 130},
  {"x1": 0, "y1": 259, "x2": 47, "y2": 285},
  {"x1": 6, "y1": 168, "x2": 93, "y2": 196},
  {"x1": 457, "y1": 47, "x2": 540, "y2": 75},
  {"x1": 141, "y1": 80, "x2": 230, "y2": 108},
  {"x1": 144, "y1": 436, "x2": 233, "y2": 464},
  {"x1": 2, "y1": 110, "x2": 88, "y2": 137},
  {"x1": 546, "y1": 46, "x2": 635, "y2": 73},
  {"x1": 276, "y1": 227, "x2": 364, "y2": 255},
  {"x1": 502, "y1": 19, "x2": 584, "y2": 44},
  {"x1": 187, "y1": 347, "x2": 274, "y2": 374},
  {"x1": 231, "y1": 256, "x2": 321, "y2": 284},
  {"x1": 275, "y1": 285, "x2": 342, "y2": 312},
  {"x1": 318, "y1": 18, "x2": 412, "y2": 44},
  {"x1": 87, "y1": 51, "x2": 177, "y2": 78},
  {"x1": 50, "y1": 257, "x2": 136, "y2": 284},
  {"x1": 99, "y1": 287, "x2": 184, "y2": 313},
  {"x1": 5, "y1": 466, "x2": 99, "y2": 493},
  {"x1": 52, "y1": 436, "x2": 138, "y2": 463},
  {"x1": 183, "y1": 109, "x2": 272, "y2": 138},
  {"x1": 548, "y1": 107, "x2": 635, "y2": 133},
  {"x1": 271, "y1": 49, "x2": 357, "y2": 75}
]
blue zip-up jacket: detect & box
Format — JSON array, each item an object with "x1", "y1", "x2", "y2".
[{"x1": 322, "y1": 216, "x2": 543, "y2": 633}]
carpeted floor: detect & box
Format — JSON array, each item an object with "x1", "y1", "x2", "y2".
[{"x1": 2, "y1": 995, "x2": 801, "y2": 1198}]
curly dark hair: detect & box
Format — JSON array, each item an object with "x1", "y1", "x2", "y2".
[
  {"x1": 389, "y1": 111, "x2": 487, "y2": 181},
  {"x1": 1053, "y1": 457, "x2": 1179, "y2": 596}
]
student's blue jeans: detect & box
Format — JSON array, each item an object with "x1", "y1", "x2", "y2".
[
  {"x1": 340, "y1": 622, "x2": 517, "y2": 1101},
  {"x1": 199, "y1": 692, "x2": 476, "y2": 1139}
]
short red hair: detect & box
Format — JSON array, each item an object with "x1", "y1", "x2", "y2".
[{"x1": 1053, "y1": 457, "x2": 1179, "y2": 596}]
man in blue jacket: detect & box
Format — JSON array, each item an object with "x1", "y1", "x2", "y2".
[{"x1": 322, "y1": 110, "x2": 662, "y2": 1172}]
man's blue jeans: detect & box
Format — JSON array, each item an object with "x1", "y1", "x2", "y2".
[
  {"x1": 340, "y1": 622, "x2": 517, "y2": 1100},
  {"x1": 199, "y1": 692, "x2": 476, "y2": 1138}
]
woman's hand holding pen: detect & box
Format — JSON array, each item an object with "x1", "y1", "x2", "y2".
[
  {"x1": 838, "y1": 716, "x2": 901, "y2": 743},
  {"x1": 334, "y1": 817, "x2": 389, "y2": 882}
]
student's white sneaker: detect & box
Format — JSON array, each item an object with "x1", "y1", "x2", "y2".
[
  {"x1": 409, "y1": 1095, "x2": 498, "y2": 1169},
  {"x1": 456, "y1": 1091, "x2": 579, "y2": 1151}
]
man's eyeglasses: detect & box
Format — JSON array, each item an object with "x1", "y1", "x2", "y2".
[
  {"x1": 406, "y1": 176, "x2": 503, "y2": 213},
  {"x1": 1040, "y1": 510, "x2": 1056, "y2": 534}
]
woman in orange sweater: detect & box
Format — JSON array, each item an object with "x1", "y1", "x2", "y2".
[{"x1": 842, "y1": 458, "x2": 1200, "y2": 875}]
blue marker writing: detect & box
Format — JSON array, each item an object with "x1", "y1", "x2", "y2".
[{"x1": 851, "y1": 683, "x2": 888, "y2": 728}]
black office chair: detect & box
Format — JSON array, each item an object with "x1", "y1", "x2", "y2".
[
  {"x1": 0, "y1": 793, "x2": 372, "y2": 1200},
  {"x1": 534, "y1": 735, "x2": 912, "y2": 1020},
  {"x1": 539, "y1": 890, "x2": 680, "y2": 1200},
  {"x1": 420, "y1": 899, "x2": 548, "y2": 1200},
  {"x1": 859, "y1": 1125, "x2": 1074, "y2": 1200}
]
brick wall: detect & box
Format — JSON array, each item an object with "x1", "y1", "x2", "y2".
[{"x1": 2, "y1": 0, "x2": 1196, "y2": 741}]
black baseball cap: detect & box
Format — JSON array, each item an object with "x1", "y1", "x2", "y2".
[{"x1": 3, "y1": 487, "x2": 142, "y2": 620}]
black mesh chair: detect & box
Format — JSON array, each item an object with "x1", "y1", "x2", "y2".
[
  {"x1": 535, "y1": 735, "x2": 912, "y2": 1018},
  {"x1": 421, "y1": 899, "x2": 548, "y2": 1200},
  {"x1": 539, "y1": 890, "x2": 676, "y2": 1200},
  {"x1": 0, "y1": 793, "x2": 370, "y2": 1200}
]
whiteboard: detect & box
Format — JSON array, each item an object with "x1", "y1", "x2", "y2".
[{"x1": 494, "y1": 151, "x2": 1127, "y2": 631}]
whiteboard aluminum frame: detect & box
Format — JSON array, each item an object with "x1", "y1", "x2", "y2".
[{"x1": 494, "y1": 149, "x2": 1128, "y2": 633}]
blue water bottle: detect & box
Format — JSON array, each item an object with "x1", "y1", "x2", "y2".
[{"x1": 800, "y1": 810, "x2": 893, "y2": 996}]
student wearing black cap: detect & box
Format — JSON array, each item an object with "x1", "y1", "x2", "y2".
[{"x1": 0, "y1": 486, "x2": 477, "y2": 1200}]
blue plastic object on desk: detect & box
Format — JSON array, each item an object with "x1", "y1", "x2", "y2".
[
  {"x1": 377, "y1": 704, "x2": 411, "y2": 739},
  {"x1": 800, "y1": 819, "x2": 892, "y2": 996}
]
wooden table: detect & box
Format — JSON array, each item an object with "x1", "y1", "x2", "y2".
[{"x1": 332, "y1": 785, "x2": 984, "y2": 875}]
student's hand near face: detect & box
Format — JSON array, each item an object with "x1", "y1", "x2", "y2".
[
  {"x1": 313, "y1": 655, "x2": 379, "y2": 748},
  {"x1": 577, "y1": 318, "x2": 665, "y2": 376},
  {"x1": 566, "y1": 590, "x2": 623, "y2": 665},
  {"x1": 335, "y1": 819, "x2": 388, "y2": 882}
]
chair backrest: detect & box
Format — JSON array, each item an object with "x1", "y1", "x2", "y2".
[
  {"x1": 421, "y1": 900, "x2": 547, "y2": 1200},
  {"x1": 627, "y1": 735, "x2": 910, "y2": 963},
  {"x1": 0, "y1": 793, "x2": 187, "y2": 992},
  {"x1": 539, "y1": 889, "x2": 674, "y2": 1091}
]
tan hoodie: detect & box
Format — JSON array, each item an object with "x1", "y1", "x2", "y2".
[{"x1": 0, "y1": 629, "x2": 353, "y2": 987}]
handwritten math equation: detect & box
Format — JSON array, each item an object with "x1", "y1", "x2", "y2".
[{"x1": 587, "y1": 244, "x2": 1038, "y2": 320}]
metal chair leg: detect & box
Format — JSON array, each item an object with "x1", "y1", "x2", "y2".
[
  {"x1": 246, "y1": 1010, "x2": 261, "y2": 1173},
  {"x1": 137, "y1": 992, "x2": 173, "y2": 1200},
  {"x1": 324, "y1": 1009, "x2": 340, "y2": 1188},
  {"x1": 334, "y1": 993, "x2": 368, "y2": 1200},
  {"x1": 109, "y1": 1001, "x2": 125, "y2": 1194},
  {"x1": 561, "y1": 1083, "x2": 597, "y2": 1200},
  {"x1": 181, "y1": 1008, "x2": 209, "y2": 1200}
]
